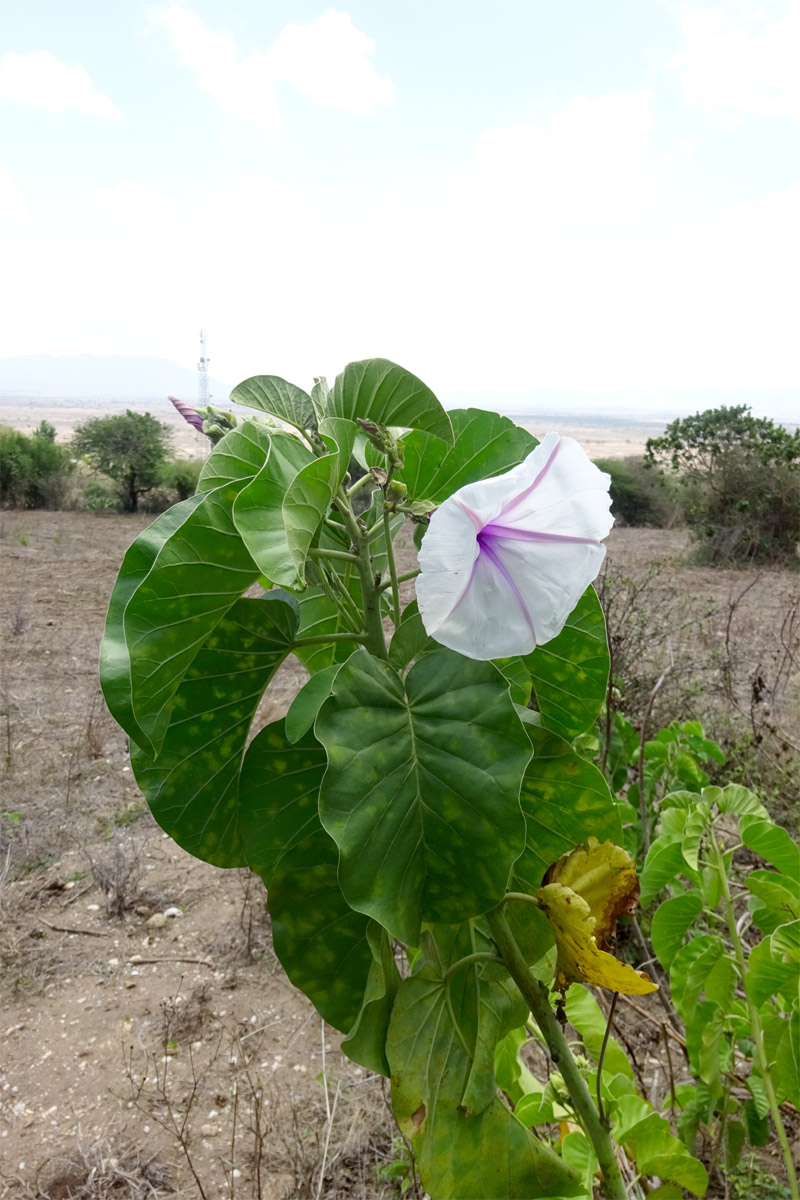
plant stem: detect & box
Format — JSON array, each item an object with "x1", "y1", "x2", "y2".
[
  {"x1": 378, "y1": 568, "x2": 420, "y2": 592},
  {"x1": 333, "y1": 487, "x2": 388, "y2": 660},
  {"x1": 294, "y1": 631, "x2": 368, "y2": 648},
  {"x1": 486, "y1": 907, "x2": 627, "y2": 1200},
  {"x1": 308, "y1": 548, "x2": 360, "y2": 565},
  {"x1": 383, "y1": 509, "x2": 401, "y2": 627},
  {"x1": 442, "y1": 951, "x2": 501, "y2": 981},
  {"x1": 710, "y1": 830, "x2": 799, "y2": 1200}
]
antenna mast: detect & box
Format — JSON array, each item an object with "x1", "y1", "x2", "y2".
[{"x1": 198, "y1": 329, "x2": 211, "y2": 408}]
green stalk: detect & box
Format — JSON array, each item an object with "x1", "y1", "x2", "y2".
[
  {"x1": 294, "y1": 631, "x2": 368, "y2": 648},
  {"x1": 378, "y1": 567, "x2": 420, "y2": 592},
  {"x1": 308, "y1": 548, "x2": 360, "y2": 565},
  {"x1": 710, "y1": 832, "x2": 799, "y2": 1200},
  {"x1": 486, "y1": 907, "x2": 627, "y2": 1200},
  {"x1": 333, "y1": 487, "x2": 388, "y2": 660},
  {"x1": 382, "y1": 508, "x2": 401, "y2": 628}
]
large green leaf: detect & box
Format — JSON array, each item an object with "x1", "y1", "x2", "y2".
[
  {"x1": 564, "y1": 984, "x2": 633, "y2": 1081},
  {"x1": 387, "y1": 965, "x2": 582, "y2": 1199},
  {"x1": 651, "y1": 891, "x2": 704, "y2": 969},
  {"x1": 512, "y1": 725, "x2": 622, "y2": 894},
  {"x1": 639, "y1": 836, "x2": 689, "y2": 907},
  {"x1": 397, "y1": 407, "x2": 535, "y2": 503},
  {"x1": 267, "y1": 826, "x2": 375, "y2": 1033},
  {"x1": 739, "y1": 815, "x2": 800, "y2": 878},
  {"x1": 129, "y1": 595, "x2": 298, "y2": 866},
  {"x1": 197, "y1": 418, "x2": 274, "y2": 491},
  {"x1": 746, "y1": 869, "x2": 800, "y2": 933},
  {"x1": 230, "y1": 375, "x2": 315, "y2": 433},
  {"x1": 114, "y1": 482, "x2": 262, "y2": 756},
  {"x1": 237, "y1": 719, "x2": 326, "y2": 884},
  {"x1": 612, "y1": 1094, "x2": 708, "y2": 1196},
  {"x1": 669, "y1": 936, "x2": 726, "y2": 1021},
  {"x1": 331, "y1": 358, "x2": 453, "y2": 445},
  {"x1": 316, "y1": 647, "x2": 531, "y2": 945},
  {"x1": 282, "y1": 418, "x2": 357, "y2": 585},
  {"x1": 388, "y1": 599, "x2": 435, "y2": 671},
  {"x1": 525, "y1": 586, "x2": 609, "y2": 740},
  {"x1": 745, "y1": 935, "x2": 799, "y2": 1008},
  {"x1": 233, "y1": 431, "x2": 315, "y2": 587},
  {"x1": 341, "y1": 923, "x2": 401, "y2": 1076},
  {"x1": 100, "y1": 492, "x2": 206, "y2": 741},
  {"x1": 284, "y1": 665, "x2": 339, "y2": 743},
  {"x1": 773, "y1": 1011, "x2": 800, "y2": 1109}
]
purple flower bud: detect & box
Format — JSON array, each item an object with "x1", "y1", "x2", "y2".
[{"x1": 169, "y1": 395, "x2": 205, "y2": 433}]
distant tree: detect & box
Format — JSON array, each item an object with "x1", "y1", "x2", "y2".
[
  {"x1": 646, "y1": 405, "x2": 800, "y2": 565},
  {"x1": 72, "y1": 411, "x2": 172, "y2": 513},
  {"x1": 35, "y1": 419, "x2": 57, "y2": 443}
]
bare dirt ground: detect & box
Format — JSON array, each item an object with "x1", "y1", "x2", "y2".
[{"x1": 0, "y1": 512, "x2": 797, "y2": 1198}]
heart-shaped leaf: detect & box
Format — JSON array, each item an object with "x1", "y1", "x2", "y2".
[
  {"x1": 197, "y1": 418, "x2": 274, "y2": 492},
  {"x1": 341, "y1": 923, "x2": 401, "y2": 1076},
  {"x1": 387, "y1": 965, "x2": 583, "y2": 1198},
  {"x1": 129, "y1": 595, "x2": 298, "y2": 866},
  {"x1": 512, "y1": 725, "x2": 622, "y2": 894},
  {"x1": 237, "y1": 719, "x2": 326, "y2": 883},
  {"x1": 652, "y1": 892, "x2": 705, "y2": 969},
  {"x1": 231, "y1": 375, "x2": 315, "y2": 432},
  {"x1": 233, "y1": 431, "x2": 315, "y2": 587},
  {"x1": 108, "y1": 481, "x2": 262, "y2": 756},
  {"x1": 397, "y1": 408, "x2": 535, "y2": 503},
  {"x1": 267, "y1": 825, "x2": 376, "y2": 1033},
  {"x1": 100, "y1": 492, "x2": 206, "y2": 741},
  {"x1": 316, "y1": 646, "x2": 531, "y2": 944},
  {"x1": 331, "y1": 358, "x2": 453, "y2": 445},
  {"x1": 525, "y1": 586, "x2": 609, "y2": 740}
]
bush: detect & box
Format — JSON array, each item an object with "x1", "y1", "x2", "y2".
[
  {"x1": 0, "y1": 427, "x2": 74, "y2": 509},
  {"x1": 646, "y1": 405, "x2": 800, "y2": 566},
  {"x1": 159, "y1": 458, "x2": 203, "y2": 500},
  {"x1": 594, "y1": 456, "x2": 677, "y2": 527}
]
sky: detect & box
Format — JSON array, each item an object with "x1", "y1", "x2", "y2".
[{"x1": 1, "y1": 1, "x2": 798, "y2": 411}]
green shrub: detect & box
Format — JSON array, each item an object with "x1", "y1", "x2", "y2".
[
  {"x1": 0, "y1": 427, "x2": 74, "y2": 509},
  {"x1": 159, "y1": 458, "x2": 203, "y2": 500},
  {"x1": 594, "y1": 455, "x2": 677, "y2": 527},
  {"x1": 646, "y1": 405, "x2": 800, "y2": 566}
]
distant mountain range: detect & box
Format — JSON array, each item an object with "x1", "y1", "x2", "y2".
[{"x1": 0, "y1": 354, "x2": 231, "y2": 402}]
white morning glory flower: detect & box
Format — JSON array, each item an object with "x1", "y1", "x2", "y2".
[{"x1": 416, "y1": 432, "x2": 613, "y2": 660}]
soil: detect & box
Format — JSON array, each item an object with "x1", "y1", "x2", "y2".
[{"x1": 0, "y1": 512, "x2": 797, "y2": 1198}]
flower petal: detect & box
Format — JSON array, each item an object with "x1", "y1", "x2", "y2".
[{"x1": 416, "y1": 432, "x2": 613, "y2": 660}]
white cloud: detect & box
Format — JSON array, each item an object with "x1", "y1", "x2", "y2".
[
  {"x1": 670, "y1": 3, "x2": 800, "y2": 122},
  {"x1": 0, "y1": 50, "x2": 121, "y2": 118},
  {"x1": 155, "y1": 6, "x2": 393, "y2": 132},
  {"x1": 0, "y1": 166, "x2": 29, "y2": 220}
]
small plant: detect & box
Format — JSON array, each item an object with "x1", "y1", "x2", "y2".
[{"x1": 642, "y1": 783, "x2": 799, "y2": 1195}]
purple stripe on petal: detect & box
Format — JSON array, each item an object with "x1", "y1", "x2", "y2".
[
  {"x1": 481, "y1": 523, "x2": 599, "y2": 546},
  {"x1": 476, "y1": 532, "x2": 537, "y2": 643},
  {"x1": 497, "y1": 436, "x2": 562, "y2": 522},
  {"x1": 456, "y1": 497, "x2": 484, "y2": 533}
]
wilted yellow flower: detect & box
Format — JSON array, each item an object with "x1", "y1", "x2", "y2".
[{"x1": 536, "y1": 838, "x2": 657, "y2": 995}]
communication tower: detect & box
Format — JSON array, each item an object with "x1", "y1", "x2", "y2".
[{"x1": 198, "y1": 329, "x2": 211, "y2": 407}]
